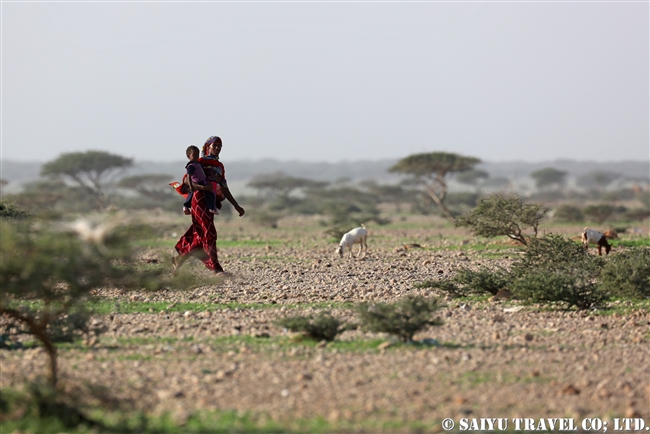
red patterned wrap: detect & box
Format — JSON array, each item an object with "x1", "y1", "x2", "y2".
[{"x1": 174, "y1": 190, "x2": 223, "y2": 272}]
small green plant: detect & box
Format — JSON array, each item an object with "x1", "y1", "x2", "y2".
[
  {"x1": 455, "y1": 193, "x2": 548, "y2": 245},
  {"x1": 356, "y1": 295, "x2": 443, "y2": 342},
  {"x1": 598, "y1": 247, "x2": 650, "y2": 299},
  {"x1": 274, "y1": 312, "x2": 349, "y2": 341}
]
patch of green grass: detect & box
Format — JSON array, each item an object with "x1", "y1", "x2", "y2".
[
  {"x1": 616, "y1": 238, "x2": 650, "y2": 248},
  {"x1": 92, "y1": 300, "x2": 270, "y2": 315},
  {"x1": 88, "y1": 300, "x2": 356, "y2": 315},
  {"x1": 113, "y1": 336, "x2": 179, "y2": 347},
  {"x1": 596, "y1": 298, "x2": 650, "y2": 316},
  {"x1": 459, "y1": 370, "x2": 494, "y2": 386},
  {"x1": 117, "y1": 354, "x2": 153, "y2": 362},
  {"x1": 457, "y1": 370, "x2": 550, "y2": 390}
]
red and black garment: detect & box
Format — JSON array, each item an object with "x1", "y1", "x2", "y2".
[{"x1": 174, "y1": 190, "x2": 223, "y2": 273}]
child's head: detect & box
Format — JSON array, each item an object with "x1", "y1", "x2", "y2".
[{"x1": 186, "y1": 145, "x2": 200, "y2": 162}]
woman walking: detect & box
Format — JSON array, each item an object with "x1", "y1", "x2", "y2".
[{"x1": 172, "y1": 136, "x2": 245, "y2": 275}]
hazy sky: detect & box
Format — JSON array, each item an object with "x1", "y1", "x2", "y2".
[{"x1": 2, "y1": 1, "x2": 648, "y2": 164}]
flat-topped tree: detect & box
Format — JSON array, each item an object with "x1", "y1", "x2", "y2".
[
  {"x1": 41, "y1": 150, "x2": 133, "y2": 210},
  {"x1": 455, "y1": 193, "x2": 548, "y2": 245},
  {"x1": 389, "y1": 152, "x2": 480, "y2": 221}
]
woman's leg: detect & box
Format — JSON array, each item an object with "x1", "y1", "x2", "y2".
[
  {"x1": 171, "y1": 254, "x2": 188, "y2": 276},
  {"x1": 192, "y1": 191, "x2": 224, "y2": 272}
]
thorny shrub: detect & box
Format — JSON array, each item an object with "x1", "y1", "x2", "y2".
[
  {"x1": 420, "y1": 234, "x2": 613, "y2": 309},
  {"x1": 598, "y1": 247, "x2": 650, "y2": 299},
  {"x1": 415, "y1": 267, "x2": 509, "y2": 297},
  {"x1": 506, "y1": 235, "x2": 608, "y2": 309},
  {"x1": 356, "y1": 295, "x2": 443, "y2": 342},
  {"x1": 0, "y1": 218, "x2": 162, "y2": 388},
  {"x1": 275, "y1": 312, "x2": 350, "y2": 342}
]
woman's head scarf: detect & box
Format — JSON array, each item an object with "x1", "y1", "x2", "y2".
[{"x1": 202, "y1": 136, "x2": 221, "y2": 157}]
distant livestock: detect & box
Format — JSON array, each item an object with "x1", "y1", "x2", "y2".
[
  {"x1": 582, "y1": 227, "x2": 612, "y2": 256},
  {"x1": 603, "y1": 229, "x2": 618, "y2": 239},
  {"x1": 337, "y1": 225, "x2": 368, "y2": 259}
]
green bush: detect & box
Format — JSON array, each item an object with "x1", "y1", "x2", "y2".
[
  {"x1": 598, "y1": 247, "x2": 650, "y2": 299},
  {"x1": 553, "y1": 204, "x2": 584, "y2": 223},
  {"x1": 275, "y1": 312, "x2": 349, "y2": 341},
  {"x1": 415, "y1": 268, "x2": 509, "y2": 296},
  {"x1": 509, "y1": 270, "x2": 608, "y2": 310},
  {"x1": 453, "y1": 267, "x2": 510, "y2": 296},
  {"x1": 356, "y1": 295, "x2": 443, "y2": 342},
  {"x1": 0, "y1": 218, "x2": 162, "y2": 388},
  {"x1": 509, "y1": 235, "x2": 608, "y2": 309},
  {"x1": 511, "y1": 234, "x2": 599, "y2": 273},
  {"x1": 0, "y1": 201, "x2": 30, "y2": 220}
]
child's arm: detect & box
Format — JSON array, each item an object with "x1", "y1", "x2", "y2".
[{"x1": 185, "y1": 177, "x2": 212, "y2": 192}]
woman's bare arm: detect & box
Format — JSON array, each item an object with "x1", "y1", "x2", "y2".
[{"x1": 222, "y1": 185, "x2": 245, "y2": 216}]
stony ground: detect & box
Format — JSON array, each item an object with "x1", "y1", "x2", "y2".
[{"x1": 2, "y1": 213, "x2": 649, "y2": 432}]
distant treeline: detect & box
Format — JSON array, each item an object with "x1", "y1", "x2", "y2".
[{"x1": 1, "y1": 158, "x2": 648, "y2": 184}]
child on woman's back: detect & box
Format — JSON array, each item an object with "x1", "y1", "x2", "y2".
[{"x1": 183, "y1": 145, "x2": 218, "y2": 215}]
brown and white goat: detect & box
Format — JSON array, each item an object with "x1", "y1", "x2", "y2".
[{"x1": 581, "y1": 227, "x2": 612, "y2": 256}]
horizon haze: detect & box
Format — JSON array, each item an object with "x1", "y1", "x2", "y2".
[{"x1": 2, "y1": 2, "x2": 649, "y2": 164}]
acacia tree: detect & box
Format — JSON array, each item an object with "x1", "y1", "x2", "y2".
[
  {"x1": 530, "y1": 168, "x2": 567, "y2": 191},
  {"x1": 0, "y1": 217, "x2": 161, "y2": 388},
  {"x1": 455, "y1": 193, "x2": 548, "y2": 245},
  {"x1": 389, "y1": 152, "x2": 480, "y2": 221},
  {"x1": 41, "y1": 151, "x2": 133, "y2": 210}
]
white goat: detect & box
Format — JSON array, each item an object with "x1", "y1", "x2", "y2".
[
  {"x1": 582, "y1": 227, "x2": 612, "y2": 256},
  {"x1": 337, "y1": 225, "x2": 368, "y2": 258}
]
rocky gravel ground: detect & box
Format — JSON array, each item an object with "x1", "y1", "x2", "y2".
[{"x1": 2, "y1": 214, "x2": 649, "y2": 431}]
